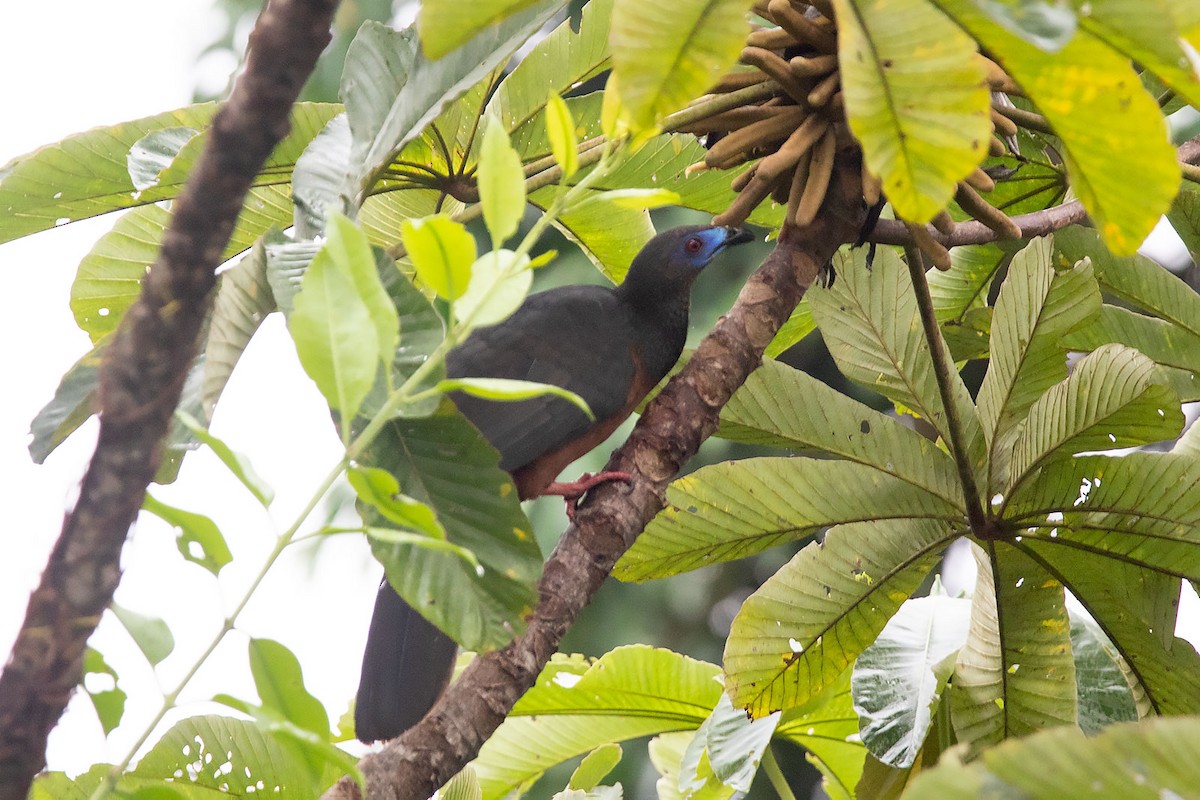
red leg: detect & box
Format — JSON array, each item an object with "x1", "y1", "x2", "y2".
[{"x1": 541, "y1": 471, "x2": 634, "y2": 520}]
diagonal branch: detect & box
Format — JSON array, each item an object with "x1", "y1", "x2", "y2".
[
  {"x1": 324, "y1": 150, "x2": 868, "y2": 800},
  {"x1": 0, "y1": 1, "x2": 338, "y2": 797}
]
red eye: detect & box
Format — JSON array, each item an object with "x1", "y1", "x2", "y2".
[{"x1": 685, "y1": 236, "x2": 704, "y2": 254}]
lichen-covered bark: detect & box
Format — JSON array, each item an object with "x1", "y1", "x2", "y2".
[{"x1": 0, "y1": 2, "x2": 338, "y2": 796}]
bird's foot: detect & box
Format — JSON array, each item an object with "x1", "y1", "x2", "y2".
[{"x1": 543, "y1": 471, "x2": 634, "y2": 521}]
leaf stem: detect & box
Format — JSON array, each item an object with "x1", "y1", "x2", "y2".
[
  {"x1": 761, "y1": 745, "x2": 799, "y2": 800},
  {"x1": 903, "y1": 246, "x2": 990, "y2": 537}
]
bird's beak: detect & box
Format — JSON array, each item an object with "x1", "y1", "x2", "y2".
[{"x1": 718, "y1": 227, "x2": 754, "y2": 250}]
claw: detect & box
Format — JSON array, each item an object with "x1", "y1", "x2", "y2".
[{"x1": 542, "y1": 471, "x2": 634, "y2": 521}]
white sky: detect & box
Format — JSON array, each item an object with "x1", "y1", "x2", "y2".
[{"x1": 2, "y1": 0, "x2": 1200, "y2": 783}]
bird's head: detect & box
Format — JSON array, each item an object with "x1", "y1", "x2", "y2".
[{"x1": 619, "y1": 225, "x2": 753, "y2": 303}]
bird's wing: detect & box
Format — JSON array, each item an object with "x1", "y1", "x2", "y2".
[{"x1": 446, "y1": 286, "x2": 636, "y2": 473}]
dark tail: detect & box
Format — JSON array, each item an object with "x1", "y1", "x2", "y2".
[{"x1": 355, "y1": 580, "x2": 458, "y2": 742}]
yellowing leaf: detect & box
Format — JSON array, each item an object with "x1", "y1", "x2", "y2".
[{"x1": 835, "y1": 0, "x2": 991, "y2": 222}]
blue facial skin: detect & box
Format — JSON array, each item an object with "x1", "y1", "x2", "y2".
[{"x1": 683, "y1": 226, "x2": 754, "y2": 267}]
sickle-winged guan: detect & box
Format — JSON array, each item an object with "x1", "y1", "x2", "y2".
[{"x1": 355, "y1": 224, "x2": 753, "y2": 742}]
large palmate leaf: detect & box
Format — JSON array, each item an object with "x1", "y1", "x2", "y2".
[
  {"x1": 725, "y1": 519, "x2": 957, "y2": 717},
  {"x1": 361, "y1": 402, "x2": 541, "y2": 651},
  {"x1": 950, "y1": 544, "x2": 1076, "y2": 752},
  {"x1": 609, "y1": 0, "x2": 752, "y2": 134},
  {"x1": 718, "y1": 358, "x2": 962, "y2": 506},
  {"x1": 976, "y1": 236, "x2": 1100, "y2": 487},
  {"x1": 810, "y1": 246, "x2": 982, "y2": 458},
  {"x1": 1024, "y1": 544, "x2": 1200, "y2": 716},
  {"x1": 70, "y1": 185, "x2": 293, "y2": 341},
  {"x1": 929, "y1": 0, "x2": 1179, "y2": 254},
  {"x1": 833, "y1": 0, "x2": 990, "y2": 222},
  {"x1": 905, "y1": 717, "x2": 1200, "y2": 799},
  {"x1": 0, "y1": 103, "x2": 338, "y2": 246},
  {"x1": 341, "y1": 6, "x2": 558, "y2": 207},
  {"x1": 469, "y1": 647, "x2": 722, "y2": 799},
  {"x1": 1005, "y1": 453, "x2": 1200, "y2": 581},
  {"x1": 1009, "y1": 344, "x2": 1183, "y2": 486},
  {"x1": 616, "y1": 458, "x2": 961, "y2": 581},
  {"x1": 852, "y1": 591, "x2": 971, "y2": 768}
]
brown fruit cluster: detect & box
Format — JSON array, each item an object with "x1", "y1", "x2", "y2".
[{"x1": 681, "y1": 0, "x2": 1031, "y2": 264}]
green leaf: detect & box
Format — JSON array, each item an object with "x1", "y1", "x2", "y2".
[
  {"x1": 418, "y1": 0, "x2": 557, "y2": 59},
  {"x1": 1006, "y1": 453, "x2": 1200, "y2": 581},
  {"x1": 1069, "y1": 611, "x2": 1139, "y2": 734},
  {"x1": 852, "y1": 592, "x2": 971, "y2": 768},
  {"x1": 287, "y1": 224, "x2": 385, "y2": 426},
  {"x1": 569, "y1": 744, "x2": 623, "y2": 791},
  {"x1": 1010, "y1": 344, "x2": 1183, "y2": 487},
  {"x1": 1061, "y1": 305, "x2": 1200, "y2": 401},
  {"x1": 1055, "y1": 225, "x2": 1200, "y2": 339},
  {"x1": 904, "y1": 717, "x2": 1200, "y2": 799},
  {"x1": 82, "y1": 648, "x2": 126, "y2": 736},
  {"x1": 609, "y1": 0, "x2": 751, "y2": 134},
  {"x1": 202, "y1": 240, "x2": 277, "y2": 418},
  {"x1": 400, "y1": 215, "x2": 476, "y2": 300},
  {"x1": 0, "y1": 103, "x2": 337, "y2": 246},
  {"x1": 141, "y1": 494, "x2": 232, "y2": 577},
  {"x1": 132, "y1": 714, "x2": 327, "y2": 798},
  {"x1": 976, "y1": 236, "x2": 1100, "y2": 487},
  {"x1": 127, "y1": 127, "x2": 200, "y2": 191},
  {"x1": 704, "y1": 694, "x2": 781, "y2": 792},
  {"x1": 478, "y1": 118, "x2": 527, "y2": 247},
  {"x1": 810, "y1": 246, "x2": 983, "y2": 456},
  {"x1": 248, "y1": 638, "x2": 330, "y2": 736},
  {"x1": 470, "y1": 647, "x2": 723, "y2": 798},
  {"x1": 725, "y1": 519, "x2": 956, "y2": 716},
  {"x1": 454, "y1": 249, "x2": 533, "y2": 328},
  {"x1": 438, "y1": 377, "x2": 594, "y2": 420},
  {"x1": 111, "y1": 603, "x2": 175, "y2": 667},
  {"x1": 616, "y1": 458, "x2": 961, "y2": 582},
  {"x1": 1072, "y1": 0, "x2": 1200, "y2": 112},
  {"x1": 834, "y1": 0, "x2": 990, "y2": 222},
  {"x1": 442, "y1": 766, "x2": 484, "y2": 800},
  {"x1": 174, "y1": 410, "x2": 275, "y2": 507},
  {"x1": 347, "y1": 465, "x2": 447, "y2": 539},
  {"x1": 949, "y1": 543, "x2": 1076, "y2": 752},
  {"x1": 486, "y1": 0, "x2": 614, "y2": 142},
  {"x1": 342, "y1": 9, "x2": 558, "y2": 204},
  {"x1": 546, "y1": 92, "x2": 579, "y2": 178},
  {"x1": 28, "y1": 337, "x2": 104, "y2": 464},
  {"x1": 775, "y1": 669, "x2": 868, "y2": 798},
  {"x1": 1019, "y1": 541, "x2": 1200, "y2": 716},
  {"x1": 649, "y1": 731, "x2": 737, "y2": 800},
  {"x1": 360, "y1": 402, "x2": 541, "y2": 651},
  {"x1": 332, "y1": 214, "x2": 400, "y2": 372},
  {"x1": 929, "y1": 0, "x2": 1179, "y2": 254},
  {"x1": 717, "y1": 358, "x2": 963, "y2": 506}
]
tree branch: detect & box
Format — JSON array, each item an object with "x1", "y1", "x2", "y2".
[
  {"x1": 869, "y1": 135, "x2": 1200, "y2": 248},
  {"x1": 0, "y1": 2, "x2": 337, "y2": 796},
  {"x1": 324, "y1": 150, "x2": 867, "y2": 800}
]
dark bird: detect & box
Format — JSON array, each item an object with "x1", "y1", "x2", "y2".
[{"x1": 355, "y1": 224, "x2": 752, "y2": 742}]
